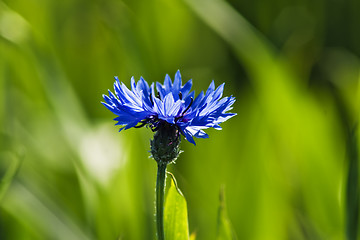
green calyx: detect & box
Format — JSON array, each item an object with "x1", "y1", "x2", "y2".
[{"x1": 151, "y1": 123, "x2": 181, "y2": 164}]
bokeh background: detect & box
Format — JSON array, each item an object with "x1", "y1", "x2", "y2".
[{"x1": 1, "y1": 0, "x2": 360, "y2": 239}]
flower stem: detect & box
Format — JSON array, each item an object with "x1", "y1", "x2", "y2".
[{"x1": 156, "y1": 162, "x2": 167, "y2": 240}]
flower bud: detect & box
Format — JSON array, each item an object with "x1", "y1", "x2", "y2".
[{"x1": 150, "y1": 123, "x2": 181, "y2": 164}]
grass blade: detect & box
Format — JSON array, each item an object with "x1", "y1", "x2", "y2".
[{"x1": 217, "y1": 186, "x2": 237, "y2": 240}]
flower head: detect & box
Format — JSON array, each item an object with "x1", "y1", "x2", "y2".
[{"x1": 102, "y1": 70, "x2": 236, "y2": 145}]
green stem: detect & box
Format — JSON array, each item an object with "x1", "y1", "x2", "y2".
[{"x1": 156, "y1": 162, "x2": 167, "y2": 240}]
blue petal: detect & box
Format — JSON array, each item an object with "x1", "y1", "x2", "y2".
[
  {"x1": 194, "y1": 129, "x2": 209, "y2": 138},
  {"x1": 156, "y1": 82, "x2": 166, "y2": 99},
  {"x1": 153, "y1": 97, "x2": 164, "y2": 116},
  {"x1": 181, "y1": 127, "x2": 196, "y2": 145},
  {"x1": 164, "y1": 74, "x2": 172, "y2": 92},
  {"x1": 102, "y1": 101, "x2": 119, "y2": 114},
  {"x1": 123, "y1": 120, "x2": 141, "y2": 130},
  {"x1": 206, "y1": 80, "x2": 215, "y2": 96},
  {"x1": 103, "y1": 94, "x2": 113, "y2": 105},
  {"x1": 184, "y1": 91, "x2": 195, "y2": 105},
  {"x1": 181, "y1": 79, "x2": 192, "y2": 98},
  {"x1": 172, "y1": 70, "x2": 182, "y2": 100},
  {"x1": 163, "y1": 94, "x2": 175, "y2": 116},
  {"x1": 137, "y1": 77, "x2": 149, "y2": 92},
  {"x1": 137, "y1": 77, "x2": 153, "y2": 108},
  {"x1": 191, "y1": 91, "x2": 204, "y2": 109},
  {"x1": 107, "y1": 91, "x2": 125, "y2": 110},
  {"x1": 131, "y1": 76, "x2": 136, "y2": 91},
  {"x1": 212, "y1": 83, "x2": 224, "y2": 101},
  {"x1": 151, "y1": 83, "x2": 156, "y2": 104},
  {"x1": 158, "y1": 94, "x2": 183, "y2": 124}
]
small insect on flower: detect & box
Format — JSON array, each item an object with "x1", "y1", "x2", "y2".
[{"x1": 102, "y1": 70, "x2": 236, "y2": 146}]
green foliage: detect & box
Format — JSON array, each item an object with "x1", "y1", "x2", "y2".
[
  {"x1": 0, "y1": 153, "x2": 22, "y2": 204},
  {"x1": 164, "y1": 173, "x2": 189, "y2": 240},
  {"x1": 1, "y1": 0, "x2": 360, "y2": 239},
  {"x1": 346, "y1": 128, "x2": 359, "y2": 240}
]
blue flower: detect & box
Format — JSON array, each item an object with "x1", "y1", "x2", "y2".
[{"x1": 102, "y1": 70, "x2": 236, "y2": 145}]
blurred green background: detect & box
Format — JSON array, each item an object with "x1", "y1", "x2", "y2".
[{"x1": 1, "y1": 0, "x2": 360, "y2": 239}]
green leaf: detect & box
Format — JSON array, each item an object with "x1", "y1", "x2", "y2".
[
  {"x1": 346, "y1": 127, "x2": 359, "y2": 240},
  {"x1": 0, "y1": 153, "x2": 22, "y2": 204},
  {"x1": 164, "y1": 173, "x2": 189, "y2": 240},
  {"x1": 217, "y1": 187, "x2": 237, "y2": 240}
]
